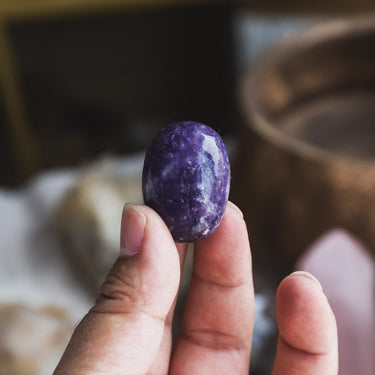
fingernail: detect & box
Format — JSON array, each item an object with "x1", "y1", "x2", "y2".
[
  {"x1": 291, "y1": 271, "x2": 323, "y2": 291},
  {"x1": 227, "y1": 200, "x2": 243, "y2": 218},
  {"x1": 120, "y1": 203, "x2": 146, "y2": 256}
]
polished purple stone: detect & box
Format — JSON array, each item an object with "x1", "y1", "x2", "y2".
[{"x1": 142, "y1": 121, "x2": 230, "y2": 242}]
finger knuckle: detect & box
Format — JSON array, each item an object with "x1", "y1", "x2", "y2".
[
  {"x1": 94, "y1": 259, "x2": 146, "y2": 313},
  {"x1": 180, "y1": 328, "x2": 249, "y2": 352}
]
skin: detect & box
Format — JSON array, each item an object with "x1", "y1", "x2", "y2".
[{"x1": 54, "y1": 202, "x2": 338, "y2": 375}]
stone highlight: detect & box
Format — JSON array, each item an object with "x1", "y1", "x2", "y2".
[{"x1": 142, "y1": 121, "x2": 230, "y2": 242}]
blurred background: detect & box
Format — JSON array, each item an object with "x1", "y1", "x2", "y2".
[{"x1": 0, "y1": 1, "x2": 375, "y2": 374}]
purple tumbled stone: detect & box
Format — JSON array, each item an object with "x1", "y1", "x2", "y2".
[{"x1": 142, "y1": 121, "x2": 231, "y2": 243}]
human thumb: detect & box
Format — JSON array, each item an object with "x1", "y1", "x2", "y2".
[{"x1": 54, "y1": 204, "x2": 181, "y2": 375}]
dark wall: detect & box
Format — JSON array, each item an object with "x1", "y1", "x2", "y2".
[{"x1": 1, "y1": 2, "x2": 235, "y2": 185}]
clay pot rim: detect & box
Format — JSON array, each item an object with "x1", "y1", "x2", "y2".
[{"x1": 241, "y1": 15, "x2": 375, "y2": 167}]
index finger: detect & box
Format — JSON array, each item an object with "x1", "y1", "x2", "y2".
[{"x1": 170, "y1": 202, "x2": 254, "y2": 375}]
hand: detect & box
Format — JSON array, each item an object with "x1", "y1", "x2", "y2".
[{"x1": 54, "y1": 202, "x2": 338, "y2": 374}]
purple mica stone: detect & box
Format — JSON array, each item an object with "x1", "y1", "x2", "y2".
[{"x1": 142, "y1": 121, "x2": 231, "y2": 243}]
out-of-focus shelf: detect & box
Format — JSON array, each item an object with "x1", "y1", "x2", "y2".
[
  {"x1": 0, "y1": 0, "x2": 221, "y2": 21},
  {"x1": 2, "y1": 0, "x2": 375, "y2": 184},
  {"x1": 239, "y1": 0, "x2": 375, "y2": 14}
]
